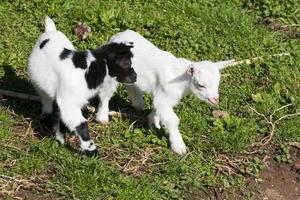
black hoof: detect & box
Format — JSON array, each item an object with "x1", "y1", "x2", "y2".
[{"x1": 83, "y1": 149, "x2": 99, "y2": 157}]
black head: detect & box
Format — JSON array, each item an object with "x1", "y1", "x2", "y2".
[{"x1": 93, "y1": 42, "x2": 137, "y2": 84}]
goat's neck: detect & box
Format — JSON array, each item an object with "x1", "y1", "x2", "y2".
[{"x1": 170, "y1": 58, "x2": 193, "y2": 98}]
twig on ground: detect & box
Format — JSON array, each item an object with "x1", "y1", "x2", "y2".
[
  {"x1": 215, "y1": 163, "x2": 236, "y2": 175},
  {"x1": 289, "y1": 142, "x2": 300, "y2": 149},
  {"x1": 0, "y1": 89, "x2": 40, "y2": 102},
  {"x1": 180, "y1": 150, "x2": 194, "y2": 161},
  {"x1": 243, "y1": 149, "x2": 264, "y2": 155},
  {"x1": 227, "y1": 52, "x2": 290, "y2": 67},
  {"x1": 249, "y1": 104, "x2": 300, "y2": 146},
  {"x1": 281, "y1": 24, "x2": 300, "y2": 28},
  {"x1": 0, "y1": 174, "x2": 37, "y2": 198},
  {"x1": 119, "y1": 148, "x2": 153, "y2": 176},
  {"x1": 215, "y1": 154, "x2": 245, "y2": 175}
]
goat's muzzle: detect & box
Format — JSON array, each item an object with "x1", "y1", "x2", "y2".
[{"x1": 118, "y1": 68, "x2": 137, "y2": 84}]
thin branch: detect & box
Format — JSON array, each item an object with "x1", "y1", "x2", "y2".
[
  {"x1": 0, "y1": 89, "x2": 40, "y2": 102},
  {"x1": 0, "y1": 174, "x2": 34, "y2": 183},
  {"x1": 248, "y1": 105, "x2": 269, "y2": 122},
  {"x1": 227, "y1": 52, "x2": 290, "y2": 67},
  {"x1": 249, "y1": 104, "x2": 300, "y2": 146},
  {"x1": 271, "y1": 103, "x2": 292, "y2": 116},
  {"x1": 275, "y1": 112, "x2": 300, "y2": 124},
  {"x1": 281, "y1": 24, "x2": 300, "y2": 28},
  {"x1": 289, "y1": 142, "x2": 300, "y2": 149}
]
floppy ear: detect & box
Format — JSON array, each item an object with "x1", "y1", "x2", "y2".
[
  {"x1": 216, "y1": 59, "x2": 235, "y2": 70},
  {"x1": 187, "y1": 64, "x2": 195, "y2": 77}
]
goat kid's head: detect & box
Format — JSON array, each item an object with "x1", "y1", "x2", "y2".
[
  {"x1": 187, "y1": 60, "x2": 235, "y2": 106},
  {"x1": 104, "y1": 42, "x2": 137, "y2": 84}
]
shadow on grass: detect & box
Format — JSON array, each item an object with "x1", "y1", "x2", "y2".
[
  {"x1": 0, "y1": 65, "x2": 40, "y2": 119},
  {"x1": 0, "y1": 65, "x2": 167, "y2": 152},
  {"x1": 0, "y1": 64, "x2": 46, "y2": 138}
]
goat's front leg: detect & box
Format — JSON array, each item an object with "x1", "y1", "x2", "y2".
[
  {"x1": 95, "y1": 83, "x2": 117, "y2": 124},
  {"x1": 95, "y1": 94, "x2": 110, "y2": 124},
  {"x1": 56, "y1": 96, "x2": 97, "y2": 155},
  {"x1": 154, "y1": 103, "x2": 187, "y2": 155},
  {"x1": 55, "y1": 119, "x2": 68, "y2": 145}
]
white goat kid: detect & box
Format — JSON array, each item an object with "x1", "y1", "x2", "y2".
[
  {"x1": 109, "y1": 30, "x2": 234, "y2": 155},
  {"x1": 28, "y1": 17, "x2": 136, "y2": 155}
]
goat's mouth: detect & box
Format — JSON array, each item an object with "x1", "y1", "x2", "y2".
[
  {"x1": 205, "y1": 98, "x2": 218, "y2": 106},
  {"x1": 123, "y1": 82, "x2": 135, "y2": 86},
  {"x1": 117, "y1": 75, "x2": 137, "y2": 84}
]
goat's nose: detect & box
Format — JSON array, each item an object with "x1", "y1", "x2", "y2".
[
  {"x1": 133, "y1": 72, "x2": 137, "y2": 79},
  {"x1": 213, "y1": 97, "x2": 219, "y2": 104},
  {"x1": 210, "y1": 97, "x2": 219, "y2": 105}
]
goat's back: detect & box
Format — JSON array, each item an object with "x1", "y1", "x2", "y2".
[{"x1": 28, "y1": 30, "x2": 75, "y2": 98}]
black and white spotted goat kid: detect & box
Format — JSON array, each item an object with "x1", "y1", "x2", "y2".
[{"x1": 28, "y1": 16, "x2": 136, "y2": 155}]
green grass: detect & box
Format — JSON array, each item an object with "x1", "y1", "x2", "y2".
[{"x1": 0, "y1": 0, "x2": 299, "y2": 199}]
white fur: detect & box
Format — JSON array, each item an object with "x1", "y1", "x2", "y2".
[
  {"x1": 109, "y1": 30, "x2": 234, "y2": 155},
  {"x1": 80, "y1": 140, "x2": 97, "y2": 151},
  {"x1": 28, "y1": 17, "x2": 116, "y2": 152}
]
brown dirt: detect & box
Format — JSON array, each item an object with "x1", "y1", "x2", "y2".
[
  {"x1": 186, "y1": 147, "x2": 300, "y2": 200},
  {"x1": 259, "y1": 17, "x2": 300, "y2": 38},
  {"x1": 246, "y1": 147, "x2": 300, "y2": 200}
]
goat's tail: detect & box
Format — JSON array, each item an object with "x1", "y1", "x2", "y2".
[{"x1": 44, "y1": 16, "x2": 56, "y2": 32}]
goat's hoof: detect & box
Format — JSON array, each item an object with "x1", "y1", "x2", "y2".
[
  {"x1": 171, "y1": 143, "x2": 187, "y2": 155},
  {"x1": 95, "y1": 115, "x2": 109, "y2": 124},
  {"x1": 55, "y1": 135, "x2": 65, "y2": 145},
  {"x1": 83, "y1": 149, "x2": 99, "y2": 157},
  {"x1": 56, "y1": 140, "x2": 66, "y2": 146}
]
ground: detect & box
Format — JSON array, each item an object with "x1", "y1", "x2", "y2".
[
  {"x1": 245, "y1": 147, "x2": 300, "y2": 200},
  {"x1": 0, "y1": 0, "x2": 300, "y2": 199}
]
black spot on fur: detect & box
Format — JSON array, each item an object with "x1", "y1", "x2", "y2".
[
  {"x1": 89, "y1": 141, "x2": 93, "y2": 148},
  {"x1": 60, "y1": 48, "x2": 72, "y2": 60},
  {"x1": 75, "y1": 122, "x2": 90, "y2": 141},
  {"x1": 72, "y1": 51, "x2": 88, "y2": 69},
  {"x1": 40, "y1": 113, "x2": 53, "y2": 136},
  {"x1": 86, "y1": 43, "x2": 136, "y2": 88},
  {"x1": 39, "y1": 39, "x2": 50, "y2": 49},
  {"x1": 59, "y1": 119, "x2": 69, "y2": 134},
  {"x1": 85, "y1": 60, "x2": 106, "y2": 89}
]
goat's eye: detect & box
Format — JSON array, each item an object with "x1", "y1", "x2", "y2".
[{"x1": 196, "y1": 83, "x2": 205, "y2": 89}]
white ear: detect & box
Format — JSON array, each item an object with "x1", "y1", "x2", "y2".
[
  {"x1": 187, "y1": 64, "x2": 195, "y2": 76},
  {"x1": 216, "y1": 59, "x2": 235, "y2": 70}
]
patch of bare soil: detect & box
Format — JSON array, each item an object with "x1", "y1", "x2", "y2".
[
  {"x1": 260, "y1": 17, "x2": 300, "y2": 39},
  {"x1": 185, "y1": 147, "x2": 300, "y2": 200},
  {"x1": 0, "y1": 174, "x2": 62, "y2": 200},
  {"x1": 246, "y1": 147, "x2": 300, "y2": 200}
]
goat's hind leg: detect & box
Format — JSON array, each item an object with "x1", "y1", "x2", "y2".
[
  {"x1": 37, "y1": 89, "x2": 54, "y2": 136},
  {"x1": 126, "y1": 85, "x2": 145, "y2": 111}
]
